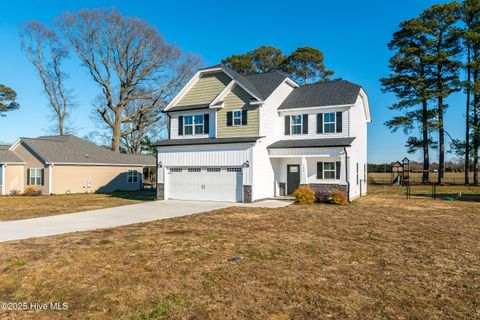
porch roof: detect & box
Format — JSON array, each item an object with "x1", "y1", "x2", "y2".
[{"x1": 268, "y1": 137, "x2": 355, "y2": 149}]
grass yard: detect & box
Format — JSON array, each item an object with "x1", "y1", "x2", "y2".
[
  {"x1": 0, "y1": 186, "x2": 479, "y2": 319},
  {"x1": 0, "y1": 191, "x2": 155, "y2": 221}
]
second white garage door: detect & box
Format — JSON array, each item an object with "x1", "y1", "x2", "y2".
[{"x1": 167, "y1": 167, "x2": 243, "y2": 202}]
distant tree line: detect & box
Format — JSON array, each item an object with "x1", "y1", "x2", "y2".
[{"x1": 382, "y1": 0, "x2": 480, "y2": 185}]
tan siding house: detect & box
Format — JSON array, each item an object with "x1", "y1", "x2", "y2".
[
  {"x1": 176, "y1": 72, "x2": 231, "y2": 107},
  {"x1": 0, "y1": 135, "x2": 155, "y2": 196}
]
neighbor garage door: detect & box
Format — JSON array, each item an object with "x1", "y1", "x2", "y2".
[{"x1": 167, "y1": 167, "x2": 243, "y2": 202}]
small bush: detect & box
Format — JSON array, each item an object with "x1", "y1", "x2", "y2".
[
  {"x1": 9, "y1": 189, "x2": 21, "y2": 196},
  {"x1": 293, "y1": 186, "x2": 315, "y2": 204},
  {"x1": 331, "y1": 189, "x2": 348, "y2": 205},
  {"x1": 24, "y1": 186, "x2": 42, "y2": 196}
]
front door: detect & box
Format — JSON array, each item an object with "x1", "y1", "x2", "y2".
[{"x1": 287, "y1": 164, "x2": 300, "y2": 195}]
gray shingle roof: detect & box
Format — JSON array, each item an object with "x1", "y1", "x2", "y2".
[
  {"x1": 20, "y1": 135, "x2": 155, "y2": 166},
  {"x1": 0, "y1": 149, "x2": 24, "y2": 163},
  {"x1": 268, "y1": 137, "x2": 355, "y2": 149},
  {"x1": 278, "y1": 80, "x2": 361, "y2": 110},
  {"x1": 153, "y1": 136, "x2": 262, "y2": 147}
]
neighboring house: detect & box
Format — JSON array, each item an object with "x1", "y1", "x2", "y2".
[
  {"x1": 0, "y1": 135, "x2": 155, "y2": 195},
  {"x1": 153, "y1": 64, "x2": 371, "y2": 202}
]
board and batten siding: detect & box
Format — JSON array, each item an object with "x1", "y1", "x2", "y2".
[
  {"x1": 217, "y1": 85, "x2": 259, "y2": 138},
  {"x1": 279, "y1": 107, "x2": 350, "y2": 139},
  {"x1": 176, "y1": 72, "x2": 231, "y2": 107}
]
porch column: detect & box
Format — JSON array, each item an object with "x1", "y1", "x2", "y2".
[{"x1": 300, "y1": 156, "x2": 308, "y2": 184}]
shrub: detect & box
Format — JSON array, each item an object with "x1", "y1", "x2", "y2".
[
  {"x1": 9, "y1": 189, "x2": 21, "y2": 196},
  {"x1": 24, "y1": 186, "x2": 42, "y2": 196},
  {"x1": 315, "y1": 190, "x2": 331, "y2": 203},
  {"x1": 331, "y1": 189, "x2": 348, "y2": 205},
  {"x1": 293, "y1": 186, "x2": 315, "y2": 204}
]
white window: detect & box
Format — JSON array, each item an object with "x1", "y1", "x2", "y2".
[
  {"x1": 324, "y1": 113, "x2": 336, "y2": 133},
  {"x1": 194, "y1": 114, "x2": 204, "y2": 134},
  {"x1": 184, "y1": 115, "x2": 193, "y2": 135},
  {"x1": 323, "y1": 162, "x2": 336, "y2": 180},
  {"x1": 233, "y1": 110, "x2": 242, "y2": 126},
  {"x1": 127, "y1": 170, "x2": 139, "y2": 183},
  {"x1": 291, "y1": 115, "x2": 302, "y2": 135},
  {"x1": 29, "y1": 168, "x2": 43, "y2": 186}
]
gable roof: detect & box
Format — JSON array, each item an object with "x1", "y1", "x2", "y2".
[
  {"x1": 278, "y1": 80, "x2": 361, "y2": 110},
  {"x1": 166, "y1": 64, "x2": 291, "y2": 112},
  {"x1": 17, "y1": 135, "x2": 155, "y2": 166},
  {"x1": 0, "y1": 147, "x2": 24, "y2": 164}
]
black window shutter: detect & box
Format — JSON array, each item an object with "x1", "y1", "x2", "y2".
[
  {"x1": 317, "y1": 113, "x2": 323, "y2": 134},
  {"x1": 336, "y1": 112, "x2": 343, "y2": 133},
  {"x1": 178, "y1": 116, "x2": 184, "y2": 136},
  {"x1": 242, "y1": 110, "x2": 248, "y2": 125},
  {"x1": 27, "y1": 169, "x2": 30, "y2": 185},
  {"x1": 204, "y1": 114, "x2": 209, "y2": 134},
  {"x1": 317, "y1": 162, "x2": 323, "y2": 179},
  {"x1": 285, "y1": 116, "x2": 290, "y2": 135},
  {"x1": 302, "y1": 114, "x2": 308, "y2": 134},
  {"x1": 336, "y1": 161, "x2": 341, "y2": 179},
  {"x1": 41, "y1": 168, "x2": 45, "y2": 186},
  {"x1": 226, "y1": 111, "x2": 233, "y2": 127}
]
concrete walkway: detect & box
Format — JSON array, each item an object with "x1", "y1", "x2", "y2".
[{"x1": 0, "y1": 199, "x2": 293, "y2": 243}]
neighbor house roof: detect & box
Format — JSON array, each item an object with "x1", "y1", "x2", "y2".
[
  {"x1": 0, "y1": 147, "x2": 24, "y2": 164},
  {"x1": 152, "y1": 136, "x2": 262, "y2": 147},
  {"x1": 278, "y1": 80, "x2": 362, "y2": 110},
  {"x1": 18, "y1": 135, "x2": 155, "y2": 166},
  {"x1": 268, "y1": 137, "x2": 355, "y2": 149}
]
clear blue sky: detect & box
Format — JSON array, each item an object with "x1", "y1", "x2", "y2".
[{"x1": 0, "y1": 0, "x2": 461, "y2": 163}]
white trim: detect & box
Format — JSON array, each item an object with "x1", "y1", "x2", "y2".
[
  {"x1": 359, "y1": 88, "x2": 372, "y2": 122},
  {"x1": 232, "y1": 109, "x2": 243, "y2": 126},
  {"x1": 279, "y1": 104, "x2": 353, "y2": 113},
  {"x1": 0, "y1": 162, "x2": 25, "y2": 165},
  {"x1": 164, "y1": 71, "x2": 202, "y2": 111},
  {"x1": 8, "y1": 138, "x2": 22, "y2": 151},
  {"x1": 48, "y1": 165, "x2": 53, "y2": 194},
  {"x1": 285, "y1": 78, "x2": 299, "y2": 88},
  {"x1": 127, "y1": 169, "x2": 140, "y2": 184},
  {"x1": 323, "y1": 112, "x2": 336, "y2": 134},
  {"x1": 28, "y1": 168, "x2": 43, "y2": 186},
  {"x1": 1, "y1": 164, "x2": 5, "y2": 195},
  {"x1": 47, "y1": 162, "x2": 149, "y2": 167},
  {"x1": 290, "y1": 114, "x2": 303, "y2": 135},
  {"x1": 210, "y1": 80, "x2": 235, "y2": 107}
]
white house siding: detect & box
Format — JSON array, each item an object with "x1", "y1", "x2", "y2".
[
  {"x1": 156, "y1": 144, "x2": 254, "y2": 200},
  {"x1": 251, "y1": 81, "x2": 296, "y2": 201},
  {"x1": 278, "y1": 106, "x2": 350, "y2": 139},
  {"x1": 347, "y1": 94, "x2": 368, "y2": 199},
  {"x1": 169, "y1": 109, "x2": 216, "y2": 139}
]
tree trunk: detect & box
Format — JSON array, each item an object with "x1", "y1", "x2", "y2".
[
  {"x1": 465, "y1": 45, "x2": 471, "y2": 186},
  {"x1": 473, "y1": 91, "x2": 479, "y2": 186},
  {"x1": 438, "y1": 101, "x2": 445, "y2": 184},
  {"x1": 421, "y1": 97, "x2": 429, "y2": 184},
  {"x1": 111, "y1": 110, "x2": 122, "y2": 153}
]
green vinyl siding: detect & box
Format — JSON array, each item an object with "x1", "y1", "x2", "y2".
[
  {"x1": 177, "y1": 72, "x2": 231, "y2": 106},
  {"x1": 217, "y1": 85, "x2": 259, "y2": 137}
]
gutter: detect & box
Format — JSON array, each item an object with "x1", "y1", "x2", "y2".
[{"x1": 344, "y1": 146, "x2": 350, "y2": 202}]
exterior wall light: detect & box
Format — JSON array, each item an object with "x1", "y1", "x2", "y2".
[{"x1": 245, "y1": 161, "x2": 250, "y2": 168}]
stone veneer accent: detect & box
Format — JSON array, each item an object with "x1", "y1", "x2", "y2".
[
  {"x1": 243, "y1": 185, "x2": 252, "y2": 203},
  {"x1": 156, "y1": 183, "x2": 165, "y2": 200},
  {"x1": 308, "y1": 183, "x2": 348, "y2": 194},
  {"x1": 278, "y1": 183, "x2": 286, "y2": 196}
]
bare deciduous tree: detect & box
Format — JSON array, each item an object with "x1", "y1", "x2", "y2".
[
  {"x1": 58, "y1": 9, "x2": 200, "y2": 152},
  {"x1": 20, "y1": 21, "x2": 73, "y2": 135}
]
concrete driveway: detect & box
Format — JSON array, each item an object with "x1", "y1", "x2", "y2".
[{"x1": 0, "y1": 199, "x2": 292, "y2": 243}]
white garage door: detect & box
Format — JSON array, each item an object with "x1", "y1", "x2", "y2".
[{"x1": 167, "y1": 167, "x2": 243, "y2": 202}]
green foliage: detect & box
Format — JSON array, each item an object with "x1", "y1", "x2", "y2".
[
  {"x1": 0, "y1": 84, "x2": 19, "y2": 116},
  {"x1": 281, "y1": 47, "x2": 334, "y2": 84},
  {"x1": 293, "y1": 186, "x2": 315, "y2": 204},
  {"x1": 222, "y1": 45, "x2": 333, "y2": 84}
]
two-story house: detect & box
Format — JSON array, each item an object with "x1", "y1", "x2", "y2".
[{"x1": 153, "y1": 64, "x2": 371, "y2": 202}]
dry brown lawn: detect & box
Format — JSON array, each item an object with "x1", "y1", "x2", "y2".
[
  {"x1": 0, "y1": 187, "x2": 479, "y2": 319},
  {"x1": 0, "y1": 191, "x2": 155, "y2": 221}
]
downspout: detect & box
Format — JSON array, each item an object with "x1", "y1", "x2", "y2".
[
  {"x1": 1, "y1": 164, "x2": 6, "y2": 196},
  {"x1": 343, "y1": 147, "x2": 350, "y2": 202}
]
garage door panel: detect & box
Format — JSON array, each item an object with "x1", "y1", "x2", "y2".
[{"x1": 167, "y1": 168, "x2": 242, "y2": 202}]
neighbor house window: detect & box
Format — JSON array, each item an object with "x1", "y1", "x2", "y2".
[
  {"x1": 291, "y1": 115, "x2": 302, "y2": 135},
  {"x1": 324, "y1": 113, "x2": 336, "y2": 133},
  {"x1": 29, "y1": 168, "x2": 43, "y2": 186},
  {"x1": 323, "y1": 162, "x2": 336, "y2": 179},
  {"x1": 127, "y1": 170, "x2": 139, "y2": 183}
]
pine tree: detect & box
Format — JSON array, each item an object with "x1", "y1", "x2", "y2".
[
  {"x1": 381, "y1": 18, "x2": 434, "y2": 184},
  {"x1": 421, "y1": 3, "x2": 462, "y2": 184},
  {"x1": 0, "y1": 84, "x2": 19, "y2": 116}
]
